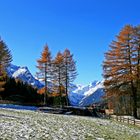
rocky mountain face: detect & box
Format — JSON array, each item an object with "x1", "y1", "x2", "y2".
[
  {"x1": 6, "y1": 64, "x2": 43, "y2": 89},
  {"x1": 6, "y1": 64, "x2": 104, "y2": 106},
  {"x1": 69, "y1": 81, "x2": 104, "y2": 106}
]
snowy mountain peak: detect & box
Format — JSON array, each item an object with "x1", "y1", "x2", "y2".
[
  {"x1": 78, "y1": 81, "x2": 104, "y2": 107},
  {"x1": 84, "y1": 81, "x2": 103, "y2": 96},
  {"x1": 69, "y1": 80, "x2": 104, "y2": 106},
  {"x1": 6, "y1": 64, "x2": 20, "y2": 76},
  {"x1": 12, "y1": 67, "x2": 28, "y2": 78},
  {"x1": 7, "y1": 64, "x2": 43, "y2": 89}
]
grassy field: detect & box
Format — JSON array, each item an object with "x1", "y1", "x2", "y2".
[{"x1": 0, "y1": 108, "x2": 140, "y2": 140}]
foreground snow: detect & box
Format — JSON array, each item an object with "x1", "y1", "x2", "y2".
[{"x1": 0, "y1": 109, "x2": 140, "y2": 140}]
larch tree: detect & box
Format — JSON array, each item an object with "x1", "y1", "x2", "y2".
[
  {"x1": 52, "y1": 51, "x2": 64, "y2": 106},
  {"x1": 103, "y1": 25, "x2": 139, "y2": 118},
  {"x1": 36, "y1": 45, "x2": 52, "y2": 105},
  {"x1": 63, "y1": 49, "x2": 77, "y2": 106},
  {"x1": 0, "y1": 38, "x2": 12, "y2": 92},
  {"x1": 132, "y1": 25, "x2": 140, "y2": 111}
]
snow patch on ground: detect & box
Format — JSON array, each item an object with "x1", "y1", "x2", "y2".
[{"x1": 0, "y1": 108, "x2": 140, "y2": 140}]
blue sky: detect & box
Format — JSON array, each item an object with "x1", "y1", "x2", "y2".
[{"x1": 0, "y1": 0, "x2": 140, "y2": 85}]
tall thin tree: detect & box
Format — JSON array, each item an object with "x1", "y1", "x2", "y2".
[
  {"x1": 103, "y1": 25, "x2": 139, "y2": 118},
  {"x1": 0, "y1": 38, "x2": 12, "y2": 92},
  {"x1": 53, "y1": 51, "x2": 64, "y2": 106},
  {"x1": 63, "y1": 49, "x2": 77, "y2": 106},
  {"x1": 36, "y1": 45, "x2": 52, "y2": 105}
]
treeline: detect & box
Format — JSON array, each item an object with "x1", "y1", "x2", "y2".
[
  {"x1": 0, "y1": 38, "x2": 77, "y2": 106},
  {"x1": 103, "y1": 25, "x2": 140, "y2": 118},
  {"x1": 1, "y1": 77, "x2": 42, "y2": 104}
]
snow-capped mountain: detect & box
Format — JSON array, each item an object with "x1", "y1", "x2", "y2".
[
  {"x1": 69, "y1": 81, "x2": 104, "y2": 106},
  {"x1": 6, "y1": 64, "x2": 43, "y2": 88},
  {"x1": 79, "y1": 81, "x2": 104, "y2": 106},
  {"x1": 6, "y1": 64, "x2": 104, "y2": 106}
]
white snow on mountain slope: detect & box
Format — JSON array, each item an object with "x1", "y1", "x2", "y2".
[
  {"x1": 7, "y1": 64, "x2": 43, "y2": 88},
  {"x1": 69, "y1": 81, "x2": 104, "y2": 106},
  {"x1": 71, "y1": 81, "x2": 99, "y2": 96},
  {"x1": 79, "y1": 81, "x2": 104, "y2": 107},
  {"x1": 84, "y1": 81, "x2": 103, "y2": 96},
  {"x1": 6, "y1": 64, "x2": 20, "y2": 76}
]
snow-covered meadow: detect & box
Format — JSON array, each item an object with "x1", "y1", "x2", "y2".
[{"x1": 0, "y1": 108, "x2": 140, "y2": 140}]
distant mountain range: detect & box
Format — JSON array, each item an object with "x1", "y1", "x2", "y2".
[{"x1": 6, "y1": 64, "x2": 104, "y2": 106}]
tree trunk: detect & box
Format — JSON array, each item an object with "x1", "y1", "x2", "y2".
[
  {"x1": 58, "y1": 67, "x2": 62, "y2": 107},
  {"x1": 65, "y1": 60, "x2": 69, "y2": 106},
  {"x1": 127, "y1": 41, "x2": 137, "y2": 118},
  {"x1": 44, "y1": 63, "x2": 48, "y2": 106},
  {"x1": 131, "y1": 81, "x2": 137, "y2": 118}
]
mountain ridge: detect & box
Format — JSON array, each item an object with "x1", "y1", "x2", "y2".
[
  {"x1": 69, "y1": 81, "x2": 104, "y2": 106},
  {"x1": 6, "y1": 64, "x2": 43, "y2": 89}
]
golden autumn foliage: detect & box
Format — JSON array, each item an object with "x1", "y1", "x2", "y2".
[
  {"x1": 52, "y1": 49, "x2": 77, "y2": 105},
  {"x1": 36, "y1": 44, "x2": 52, "y2": 105},
  {"x1": 0, "y1": 38, "x2": 12, "y2": 70},
  {"x1": 37, "y1": 87, "x2": 45, "y2": 95},
  {"x1": 54, "y1": 52, "x2": 63, "y2": 65},
  {"x1": 103, "y1": 25, "x2": 140, "y2": 118},
  {"x1": 0, "y1": 82, "x2": 5, "y2": 92},
  {"x1": 36, "y1": 44, "x2": 77, "y2": 106},
  {"x1": 37, "y1": 87, "x2": 66, "y2": 97},
  {"x1": 52, "y1": 52, "x2": 64, "y2": 104},
  {"x1": 0, "y1": 38, "x2": 12, "y2": 92}
]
